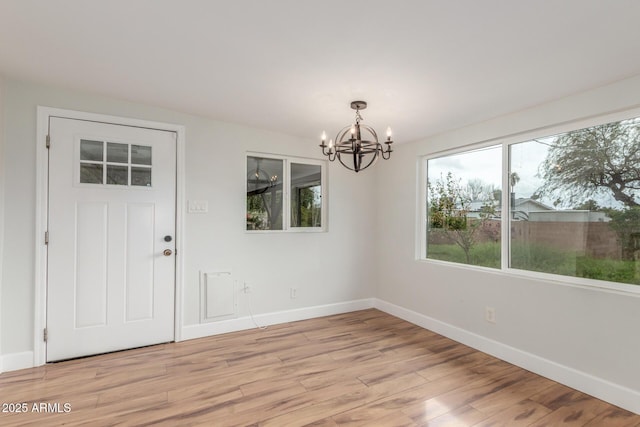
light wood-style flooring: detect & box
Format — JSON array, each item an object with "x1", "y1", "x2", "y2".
[{"x1": 0, "y1": 309, "x2": 638, "y2": 426}]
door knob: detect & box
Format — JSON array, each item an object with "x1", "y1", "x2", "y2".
[{"x1": 163, "y1": 249, "x2": 173, "y2": 256}]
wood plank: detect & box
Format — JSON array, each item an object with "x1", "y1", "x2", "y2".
[
  {"x1": 0, "y1": 309, "x2": 636, "y2": 426},
  {"x1": 473, "y1": 398, "x2": 552, "y2": 426}
]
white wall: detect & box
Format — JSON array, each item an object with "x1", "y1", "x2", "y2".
[
  {"x1": 0, "y1": 78, "x2": 377, "y2": 357},
  {"x1": 0, "y1": 75, "x2": 5, "y2": 370},
  {"x1": 375, "y1": 75, "x2": 640, "y2": 411}
]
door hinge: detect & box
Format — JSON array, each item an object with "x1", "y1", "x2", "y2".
[
  {"x1": 44, "y1": 231, "x2": 49, "y2": 245},
  {"x1": 46, "y1": 134, "x2": 51, "y2": 149},
  {"x1": 43, "y1": 328, "x2": 48, "y2": 342}
]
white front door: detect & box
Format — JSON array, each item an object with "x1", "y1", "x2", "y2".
[{"x1": 46, "y1": 117, "x2": 176, "y2": 362}]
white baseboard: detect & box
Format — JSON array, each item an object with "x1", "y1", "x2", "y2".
[
  {"x1": 373, "y1": 298, "x2": 640, "y2": 415},
  {"x1": 181, "y1": 298, "x2": 375, "y2": 341},
  {"x1": 1, "y1": 351, "x2": 34, "y2": 373}
]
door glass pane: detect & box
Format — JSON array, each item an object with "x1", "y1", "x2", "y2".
[
  {"x1": 246, "y1": 156, "x2": 284, "y2": 230},
  {"x1": 107, "y1": 142, "x2": 129, "y2": 163},
  {"x1": 107, "y1": 165, "x2": 128, "y2": 185},
  {"x1": 131, "y1": 145, "x2": 152, "y2": 165},
  {"x1": 80, "y1": 140, "x2": 104, "y2": 161},
  {"x1": 290, "y1": 163, "x2": 322, "y2": 228},
  {"x1": 131, "y1": 167, "x2": 152, "y2": 187},
  {"x1": 80, "y1": 164, "x2": 103, "y2": 184}
]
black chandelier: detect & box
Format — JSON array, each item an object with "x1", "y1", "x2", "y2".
[{"x1": 319, "y1": 101, "x2": 393, "y2": 173}]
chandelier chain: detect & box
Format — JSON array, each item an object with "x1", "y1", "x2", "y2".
[{"x1": 355, "y1": 109, "x2": 363, "y2": 124}]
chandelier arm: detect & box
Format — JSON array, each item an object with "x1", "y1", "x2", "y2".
[
  {"x1": 326, "y1": 150, "x2": 338, "y2": 162},
  {"x1": 381, "y1": 142, "x2": 393, "y2": 160},
  {"x1": 320, "y1": 144, "x2": 337, "y2": 160}
]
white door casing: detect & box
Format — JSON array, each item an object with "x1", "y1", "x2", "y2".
[{"x1": 46, "y1": 116, "x2": 177, "y2": 361}]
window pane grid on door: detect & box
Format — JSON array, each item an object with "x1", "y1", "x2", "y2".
[
  {"x1": 106, "y1": 165, "x2": 128, "y2": 185},
  {"x1": 80, "y1": 139, "x2": 152, "y2": 187},
  {"x1": 107, "y1": 142, "x2": 129, "y2": 163},
  {"x1": 80, "y1": 163, "x2": 103, "y2": 184},
  {"x1": 80, "y1": 139, "x2": 104, "y2": 161},
  {"x1": 131, "y1": 145, "x2": 152, "y2": 165},
  {"x1": 131, "y1": 166, "x2": 152, "y2": 187}
]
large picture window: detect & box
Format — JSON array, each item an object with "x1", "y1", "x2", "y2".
[
  {"x1": 246, "y1": 154, "x2": 325, "y2": 232},
  {"x1": 509, "y1": 117, "x2": 640, "y2": 286},
  {"x1": 423, "y1": 113, "x2": 640, "y2": 290}
]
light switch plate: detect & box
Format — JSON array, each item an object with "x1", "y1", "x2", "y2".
[{"x1": 188, "y1": 200, "x2": 209, "y2": 213}]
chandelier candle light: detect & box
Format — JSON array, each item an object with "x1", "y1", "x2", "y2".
[{"x1": 320, "y1": 101, "x2": 393, "y2": 172}]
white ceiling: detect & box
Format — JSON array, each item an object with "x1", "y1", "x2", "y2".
[{"x1": 1, "y1": 0, "x2": 640, "y2": 144}]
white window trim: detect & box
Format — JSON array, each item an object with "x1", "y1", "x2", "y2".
[
  {"x1": 418, "y1": 106, "x2": 640, "y2": 296},
  {"x1": 246, "y1": 152, "x2": 327, "y2": 233}
]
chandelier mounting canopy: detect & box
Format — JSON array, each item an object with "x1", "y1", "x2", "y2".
[{"x1": 350, "y1": 100, "x2": 368, "y2": 110}]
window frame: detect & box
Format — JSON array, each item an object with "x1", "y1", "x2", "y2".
[
  {"x1": 419, "y1": 107, "x2": 640, "y2": 295},
  {"x1": 246, "y1": 152, "x2": 327, "y2": 233},
  {"x1": 419, "y1": 141, "x2": 505, "y2": 267}
]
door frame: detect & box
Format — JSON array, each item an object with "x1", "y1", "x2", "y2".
[{"x1": 34, "y1": 106, "x2": 186, "y2": 366}]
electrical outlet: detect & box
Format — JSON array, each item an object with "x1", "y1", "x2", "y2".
[
  {"x1": 290, "y1": 287, "x2": 297, "y2": 299},
  {"x1": 485, "y1": 306, "x2": 496, "y2": 323}
]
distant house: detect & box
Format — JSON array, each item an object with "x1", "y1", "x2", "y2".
[
  {"x1": 467, "y1": 198, "x2": 610, "y2": 222},
  {"x1": 512, "y1": 198, "x2": 610, "y2": 222}
]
